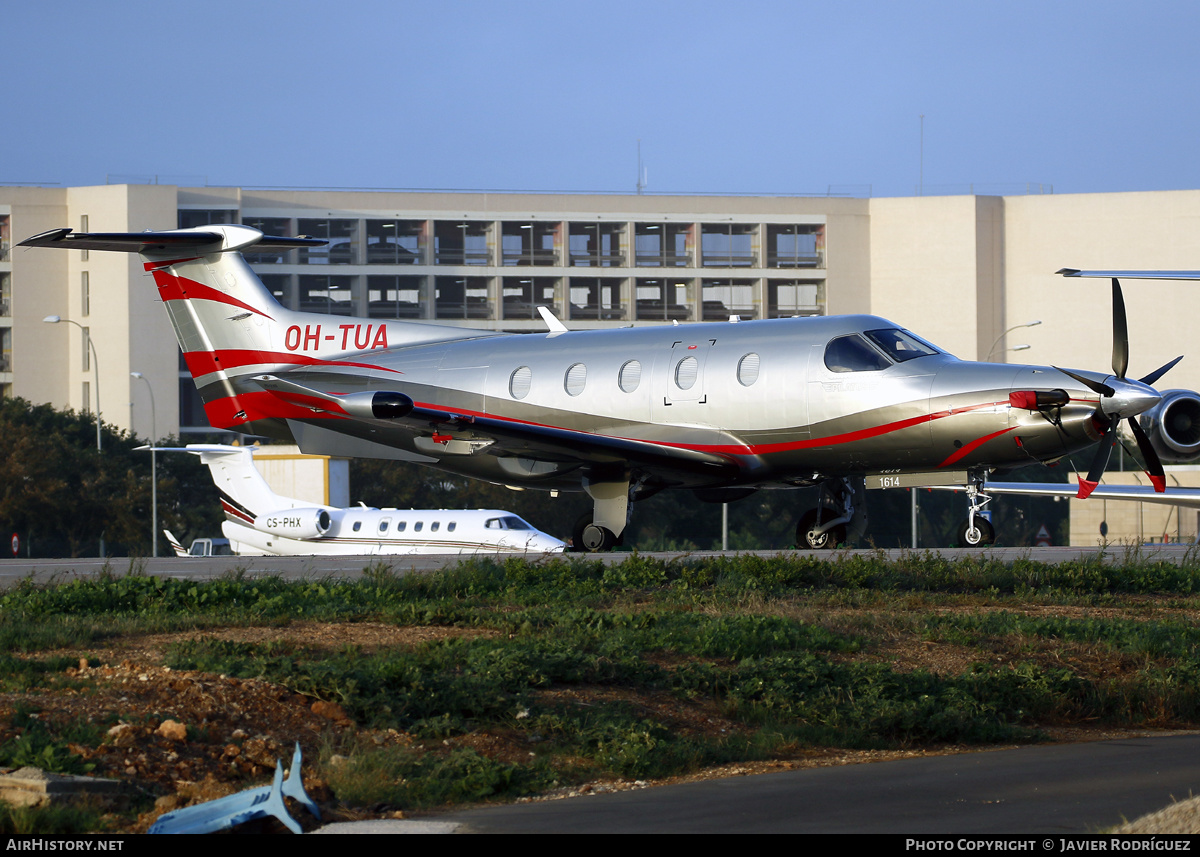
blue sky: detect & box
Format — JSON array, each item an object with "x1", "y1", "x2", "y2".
[{"x1": 5, "y1": 0, "x2": 1199, "y2": 196}]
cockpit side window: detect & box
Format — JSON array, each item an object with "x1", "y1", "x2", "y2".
[
  {"x1": 824, "y1": 334, "x2": 892, "y2": 373},
  {"x1": 863, "y1": 328, "x2": 939, "y2": 363}
]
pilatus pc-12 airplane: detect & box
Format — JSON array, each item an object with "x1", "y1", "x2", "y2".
[{"x1": 19, "y1": 225, "x2": 1200, "y2": 549}]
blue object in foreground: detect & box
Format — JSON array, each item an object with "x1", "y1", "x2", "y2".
[{"x1": 149, "y1": 743, "x2": 321, "y2": 834}]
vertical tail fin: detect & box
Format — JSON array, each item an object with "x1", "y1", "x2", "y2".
[
  {"x1": 163, "y1": 529, "x2": 188, "y2": 557},
  {"x1": 182, "y1": 444, "x2": 299, "y2": 521},
  {"x1": 19, "y1": 225, "x2": 493, "y2": 433}
]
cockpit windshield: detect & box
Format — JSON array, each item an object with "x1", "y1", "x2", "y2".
[
  {"x1": 863, "y1": 329, "x2": 939, "y2": 363},
  {"x1": 824, "y1": 328, "x2": 940, "y2": 373}
]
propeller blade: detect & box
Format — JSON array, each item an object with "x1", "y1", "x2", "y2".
[
  {"x1": 1126, "y1": 415, "x2": 1167, "y2": 492},
  {"x1": 1139, "y1": 355, "x2": 1183, "y2": 387},
  {"x1": 1056, "y1": 366, "x2": 1115, "y2": 398},
  {"x1": 1111, "y1": 278, "x2": 1129, "y2": 379},
  {"x1": 1077, "y1": 420, "x2": 1119, "y2": 499}
]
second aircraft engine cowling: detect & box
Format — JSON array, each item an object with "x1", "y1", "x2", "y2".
[
  {"x1": 1121, "y1": 389, "x2": 1200, "y2": 462},
  {"x1": 253, "y1": 508, "x2": 334, "y2": 539}
]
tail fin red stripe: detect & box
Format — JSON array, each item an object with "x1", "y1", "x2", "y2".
[
  {"x1": 183, "y1": 348, "x2": 401, "y2": 377},
  {"x1": 150, "y1": 269, "x2": 274, "y2": 320}
]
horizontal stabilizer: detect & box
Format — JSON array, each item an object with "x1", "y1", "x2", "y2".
[{"x1": 19, "y1": 226, "x2": 325, "y2": 254}]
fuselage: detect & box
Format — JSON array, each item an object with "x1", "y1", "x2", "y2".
[
  {"x1": 225, "y1": 508, "x2": 565, "y2": 556},
  {"x1": 243, "y1": 314, "x2": 1105, "y2": 491}
]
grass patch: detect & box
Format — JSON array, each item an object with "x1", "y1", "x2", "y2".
[{"x1": 10, "y1": 550, "x2": 1200, "y2": 821}]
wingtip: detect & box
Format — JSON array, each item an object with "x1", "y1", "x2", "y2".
[
  {"x1": 1056, "y1": 268, "x2": 1081, "y2": 277},
  {"x1": 17, "y1": 227, "x2": 73, "y2": 247},
  {"x1": 1076, "y1": 480, "x2": 1099, "y2": 500}
]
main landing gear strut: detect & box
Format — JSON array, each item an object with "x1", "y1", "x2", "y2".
[
  {"x1": 572, "y1": 473, "x2": 631, "y2": 552},
  {"x1": 796, "y1": 477, "x2": 867, "y2": 550}
]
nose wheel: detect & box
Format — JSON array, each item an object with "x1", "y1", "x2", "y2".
[{"x1": 957, "y1": 517, "x2": 996, "y2": 547}]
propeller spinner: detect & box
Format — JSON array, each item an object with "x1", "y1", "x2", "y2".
[{"x1": 1056, "y1": 279, "x2": 1181, "y2": 498}]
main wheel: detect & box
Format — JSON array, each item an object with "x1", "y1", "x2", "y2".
[
  {"x1": 958, "y1": 518, "x2": 996, "y2": 547},
  {"x1": 572, "y1": 512, "x2": 618, "y2": 552},
  {"x1": 796, "y1": 509, "x2": 846, "y2": 550}
]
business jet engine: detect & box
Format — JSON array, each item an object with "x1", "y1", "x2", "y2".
[
  {"x1": 1119, "y1": 389, "x2": 1200, "y2": 463},
  {"x1": 254, "y1": 509, "x2": 334, "y2": 539}
]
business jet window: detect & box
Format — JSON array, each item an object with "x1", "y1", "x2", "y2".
[
  {"x1": 675, "y1": 356, "x2": 699, "y2": 389},
  {"x1": 565, "y1": 363, "x2": 587, "y2": 396},
  {"x1": 397, "y1": 521, "x2": 406, "y2": 532},
  {"x1": 824, "y1": 334, "x2": 892, "y2": 373},
  {"x1": 737, "y1": 353, "x2": 760, "y2": 386},
  {"x1": 448, "y1": 522, "x2": 456, "y2": 532},
  {"x1": 619, "y1": 359, "x2": 642, "y2": 393},
  {"x1": 353, "y1": 521, "x2": 362, "y2": 532},
  {"x1": 431, "y1": 522, "x2": 440, "y2": 532},
  {"x1": 414, "y1": 522, "x2": 423, "y2": 531},
  {"x1": 379, "y1": 518, "x2": 390, "y2": 533},
  {"x1": 485, "y1": 516, "x2": 531, "y2": 530},
  {"x1": 863, "y1": 329, "x2": 939, "y2": 363},
  {"x1": 510, "y1": 366, "x2": 532, "y2": 399}
]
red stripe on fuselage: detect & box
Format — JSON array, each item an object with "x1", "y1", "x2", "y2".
[
  {"x1": 937, "y1": 427, "x2": 1016, "y2": 468},
  {"x1": 150, "y1": 269, "x2": 274, "y2": 320},
  {"x1": 184, "y1": 349, "x2": 401, "y2": 377},
  {"x1": 197, "y1": 387, "x2": 1011, "y2": 461},
  {"x1": 221, "y1": 499, "x2": 256, "y2": 525},
  {"x1": 203, "y1": 390, "x2": 353, "y2": 427}
]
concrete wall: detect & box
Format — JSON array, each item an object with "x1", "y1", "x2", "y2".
[
  {"x1": 867, "y1": 195, "x2": 993, "y2": 359},
  {"x1": 250, "y1": 445, "x2": 350, "y2": 507},
  {"x1": 6, "y1": 186, "x2": 69, "y2": 404},
  {"x1": 1069, "y1": 469, "x2": 1200, "y2": 546},
  {"x1": 1003, "y1": 190, "x2": 1200, "y2": 395}
]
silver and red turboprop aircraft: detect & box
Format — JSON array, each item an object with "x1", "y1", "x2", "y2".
[{"x1": 18, "y1": 226, "x2": 1200, "y2": 549}]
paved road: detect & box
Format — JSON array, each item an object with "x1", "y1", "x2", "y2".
[
  {"x1": 0, "y1": 545, "x2": 1195, "y2": 588},
  {"x1": 435, "y1": 733, "x2": 1200, "y2": 834}
]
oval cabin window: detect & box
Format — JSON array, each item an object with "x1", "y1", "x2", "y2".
[
  {"x1": 738, "y1": 353, "x2": 760, "y2": 386},
  {"x1": 509, "y1": 366, "x2": 532, "y2": 399},
  {"x1": 619, "y1": 359, "x2": 642, "y2": 393},
  {"x1": 565, "y1": 363, "x2": 587, "y2": 397},
  {"x1": 675, "y1": 356, "x2": 698, "y2": 390}
]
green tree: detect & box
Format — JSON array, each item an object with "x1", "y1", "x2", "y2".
[{"x1": 0, "y1": 398, "x2": 221, "y2": 557}]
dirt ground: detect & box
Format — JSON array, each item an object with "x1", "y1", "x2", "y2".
[{"x1": 0, "y1": 619, "x2": 1177, "y2": 833}]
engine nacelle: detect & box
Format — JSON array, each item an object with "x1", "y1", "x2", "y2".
[
  {"x1": 253, "y1": 508, "x2": 333, "y2": 539},
  {"x1": 1122, "y1": 389, "x2": 1200, "y2": 462}
]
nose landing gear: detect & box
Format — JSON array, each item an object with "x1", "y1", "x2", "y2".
[{"x1": 958, "y1": 477, "x2": 997, "y2": 547}]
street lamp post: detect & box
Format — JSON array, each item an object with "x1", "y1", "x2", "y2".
[
  {"x1": 44, "y1": 315, "x2": 103, "y2": 556},
  {"x1": 131, "y1": 372, "x2": 157, "y2": 557},
  {"x1": 43, "y1": 316, "x2": 100, "y2": 450},
  {"x1": 986, "y1": 320, "x2": 1042, "y2": 362}
]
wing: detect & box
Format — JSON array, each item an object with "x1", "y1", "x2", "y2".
[
  {"x1": 948, "y1": 481, "x2": 1200, "y2": 509},
  {"x1": 1058, "y1": 268, "x2": 1200, "y2": 281}
]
